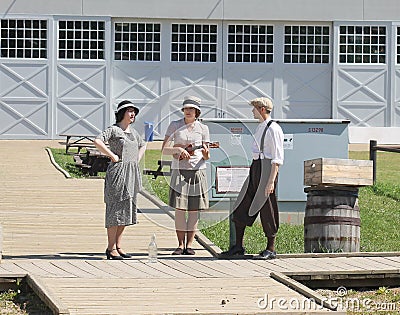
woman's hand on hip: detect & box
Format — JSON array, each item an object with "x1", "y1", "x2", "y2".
[{"x1": 110, "y1": 153, "x2": 120, "y2": 163}]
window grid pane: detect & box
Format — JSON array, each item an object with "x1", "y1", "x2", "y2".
[
  {"x1": 58, "y1": 20, "x2": 105, "y2": 60},
  {"x1": 114, "y1": 22, "x2": 161, "y2": 61},
  {"x1": 284, "y1": 25, "x2": 329, "y2": 64},
  {"x1": 171, "y1": 23, "x2": 217, "y2": 62},
  {"x1": 397, "y1": 26, "x2": 400, "y2": 64},
  {"x1": 227, "y1": 24, "x2": 273, "y2": 63},
  {"x1": 1, "y1": 19, "x2": 47, "y2": 59},
  {"x1": 339, "y1": 25, "x2": 386, "y2": 64}
]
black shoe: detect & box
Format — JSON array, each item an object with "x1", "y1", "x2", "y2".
[
  {"x1": 184, "y1": 248, "x2": 195, "y2": 255},
  {"x1": 171, "y1": 247, "x2": 184, "y2": 255},
  {"x1": 219, "y1": 245, "x2": 245, "y2": 257},
  {"x1": 255, "y1": 249, "x2": 276, "y2": 260},
  {"x1": 105, "y1": 248, "x2": 124, "y2": 260},
  {"x1": 117, "y1": 248, "x2": 132, "y2": 259}
]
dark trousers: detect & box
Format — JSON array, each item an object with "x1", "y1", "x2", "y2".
[{"x1": 232, "y1": 159, "x2": 279, "y2": 238}]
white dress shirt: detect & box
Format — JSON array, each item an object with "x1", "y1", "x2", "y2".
[{"x1": 251, "y1": 118, "x2": 284, "y2": 165}]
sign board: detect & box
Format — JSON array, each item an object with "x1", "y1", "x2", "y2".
[{"x1": 215, "y1": 166, "x2": 250, "y2": 194}]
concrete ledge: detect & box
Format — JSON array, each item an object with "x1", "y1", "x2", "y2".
[{"x1": 45, "y1": 147, "x2": 71, "y2": 179}]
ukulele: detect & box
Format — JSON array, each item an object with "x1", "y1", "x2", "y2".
[{"x1": 173, "y1": 142, "x2": 220, "y2": 160}]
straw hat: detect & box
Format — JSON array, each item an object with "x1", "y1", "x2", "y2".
[{"x1": 181, "y1": 96, "x2": 201, "y2": 112}]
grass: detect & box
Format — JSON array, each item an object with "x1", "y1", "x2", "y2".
[
  {"x1": 317, "y1": 286, "x2": 400, "y2": 315},
  {"x1": 0, "y1": 281, "x2": 52, "y2": 315},
  {"x1": 49, "y1": 147, "x2": 101, "y2": 178},
  {"x1": 141, "y1": 149, "x2": 170, "y2": 204}
]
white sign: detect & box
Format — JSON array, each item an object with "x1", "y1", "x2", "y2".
[
  {"x1": 284, "y1": 134, "x2": 294, "y2": 150},
  {"x1": 216, "y1": 166, "x2": 250, "y2": 193}
]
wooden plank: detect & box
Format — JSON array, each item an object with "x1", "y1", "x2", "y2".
[
  {"x1": 195, "y1": 259, "x2": 257, "y2": 277},
  {"x1": 84, "y1": 261, "x2": 133, "y2": 278},
  {"x1": 65, "y1": 261, "x2": 115, "y2": 278},
  {"x1": 50, "y1": 261, "x2": 99, "y2": 278},
  {"x1": 212, "y1": 259, "x2": 268, "y2": 277},
  {"x1": 274, "y1": 257, "x2": 325, "y2": 273},
  {"x1": 33, "y1": 261, "x2": 76, "y2": 278},
  {"x1": 304, "y1": 157, "x2": 373, "y2": 186},
  {"x1": 137, "y1": 260, "x2": 193, "y2": 279},
  {"x1": 26, "y1": 275, "x2": 70, "y2": 315},
  {"x1": 318, "y1": 257, "x2": 374, "y2": 273},
  {"x1": 350, "y1": 257, "x2": 399, "y2": 272},
  {"x1": 0, "y1": 262, "x2": 29, "y2": 276},
  {"x1": 39, "y1": 277, "x2": 335, "y2": 314},
  {"x1": 228, "y1": 259, "x2": 272, "y2": 277},
  {"x1": 159, "y1": 259, "x2": 214, "y2": 278},
  {"x1": 121, "y1": 260, "x2": 176, "y2": 278},
  {"x1": 367, "y1": 256, "x2": 400, "y2": 269},
  {"x1": 249, "y1": 259, "x2": 294, "y2": 273},
  {"x1": 13, "y1": 261, "x2": 59, "y2": 277}
]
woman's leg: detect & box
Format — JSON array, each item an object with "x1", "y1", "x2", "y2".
[
  {"x1": 186, "y1": 210, "x2": 199, "y2": 249},
  {"x1": 115, "y1": 225, "x2": 126, "y2": 254},
  {"x1": 107, "y1": 226, "x2": 118, "y2": 250},
  {"x1": 106, "y1": 226, "x2": 121, "y2": 257},
  {"x1": 175, "y1": 208, "x2": 186, "y2": 249}
]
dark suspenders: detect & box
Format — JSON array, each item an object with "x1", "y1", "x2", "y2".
[{"x1": 259, "y1": 120, "x2": 273, "y2": 159}]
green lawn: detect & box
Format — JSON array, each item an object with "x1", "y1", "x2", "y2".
[{"x1": 50, "y1": 148, "x2": 400, "y2": 254}]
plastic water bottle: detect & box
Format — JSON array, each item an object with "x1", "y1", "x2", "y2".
[{"x1": 148, "y1": 234, "x2": 157, "y2": 263}]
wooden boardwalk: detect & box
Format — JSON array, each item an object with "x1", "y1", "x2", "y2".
[{"x1": 0, "y1": 140, "x2": 399, "y2": 314}]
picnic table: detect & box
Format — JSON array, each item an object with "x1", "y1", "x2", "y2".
[
  {"x1": 73, "y1": 148, "x2": 110, "y2": 176},
  {"x1": 143, "y1": 160, "x2": 172, "y2": 179},
  {"x1": 60, "y1": 134, "x2": 96, "y2": 154}
]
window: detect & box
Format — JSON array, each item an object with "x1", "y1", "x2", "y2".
[
  {"x1": 339, "y1": 25, "x2": 386, "y2": 64},
  {"x1": 0, "y1": 19, "x2": 47, "y2": 58},
  {"x1": 228, "y1": 24, "x2": 273, "y2": 63},
  {"x1": 58, "y1": 20, "x2": 105, "y2": 59},
  {"x1": 114, "y1": 22, "x2": 161, "y2": 61},
  {"x1": 284, "y1": 25, "x2": 330, "y2": 64},
  {"x1": 397, "y1": 26, "x2": 400, "y2": 64},
  {"x1": 171, "y1": 24, "x2": 217, "y2": 62}
]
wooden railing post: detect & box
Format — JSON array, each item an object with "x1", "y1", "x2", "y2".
[{"x1": 369, "y1": 140, "x2": 377, "y2": 184}]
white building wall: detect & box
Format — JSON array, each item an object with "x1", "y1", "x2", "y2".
[
  {"x1": 1, "y1": 0, "x2": 400, "y2": 142},
  {"x1": 3, "y1": 0, "x2": 400, "y2": 21}
]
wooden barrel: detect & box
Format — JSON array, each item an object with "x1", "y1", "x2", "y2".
[{"x1": 304, "y1": 186, "x2": 360, "y2": 253}]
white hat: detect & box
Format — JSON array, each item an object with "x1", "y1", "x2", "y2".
[
  {"x1": 181, "y1": 96, "x2": 201, "y2": 112},
  {"x1": 115, "y1": 100, "x2": 139, "y2": 115}
]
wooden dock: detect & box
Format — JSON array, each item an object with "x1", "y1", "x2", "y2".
[{"x1": 0, "y1": 140, "x2": 399, "y2": 314}]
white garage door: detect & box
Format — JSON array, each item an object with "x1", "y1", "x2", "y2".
[{"x1": 0, "y1": 18, "x2": 50, "y2": 139}]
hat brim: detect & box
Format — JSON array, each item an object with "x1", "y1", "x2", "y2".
[
  {"x1": 181, "y1": 103, "x2": 201, "y2": 111},
  {"x1": 115, "y1": 104, "x2": 139, "y2": 115}
]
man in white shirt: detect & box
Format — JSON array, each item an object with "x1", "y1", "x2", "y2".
[{"x1": 220, "y1": 97, "x2": 284, "y2": 259}]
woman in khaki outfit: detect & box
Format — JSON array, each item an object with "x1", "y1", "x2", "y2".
[{"x1": 162, "y1": 96, "x2": 210, "y2": 255}]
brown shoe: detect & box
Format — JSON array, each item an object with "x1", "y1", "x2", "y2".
[{"x1": 172, "y1": 247, "x2": 184, "y2": 255}]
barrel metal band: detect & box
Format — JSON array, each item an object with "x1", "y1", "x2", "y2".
[{"x1": 304, "y1": 216, "x2": 361, "y2": 226}]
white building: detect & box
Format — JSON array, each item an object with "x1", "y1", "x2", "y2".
[{"x1": 1, "y1": 0, "x2": 399, "y2": 143}]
